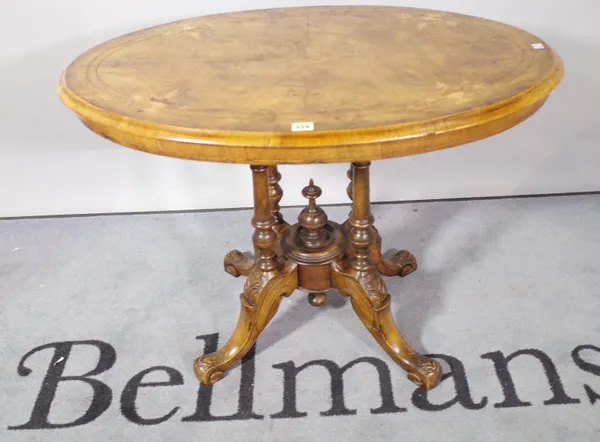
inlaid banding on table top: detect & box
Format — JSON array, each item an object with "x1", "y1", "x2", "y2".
[{"x1": 58, "y1": 6, "x2": 563, "y2": 164}]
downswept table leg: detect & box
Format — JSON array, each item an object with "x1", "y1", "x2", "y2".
[
  {"x1": 334, "y1": 162, "x2": 441, "y2": 390},
  {"x1": 332, "y1": 264, "x2": 441, "y2": 389},
  {"x1": 195, "y1": 261, "x2": 297, "y2": 385},
  {"x1": 196, "y1": 165, "x2": 298, "y2": 385},
  {"x1": 224, "y1": 165, "x2": 288, "y2": 277}
]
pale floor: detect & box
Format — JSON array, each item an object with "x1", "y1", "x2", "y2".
[{"x1": 0, "y1": 194, "x2": 599, "y2": 441}]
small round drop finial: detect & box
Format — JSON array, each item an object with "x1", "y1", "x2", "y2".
[{"x1": 308, "y1": 292, "x2": 327, "y2": 307}]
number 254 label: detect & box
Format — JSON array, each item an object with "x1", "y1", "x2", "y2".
[{"x1": 291, "y1": 122, "x2": 315, "y2": 132}]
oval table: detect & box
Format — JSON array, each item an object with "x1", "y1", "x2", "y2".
[{"x1": 58, "y1": 6, "x2": 564, "y2": 390}]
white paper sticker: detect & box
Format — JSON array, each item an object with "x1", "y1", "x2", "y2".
[
  {"x1": 532, "y1": 43, "x2": 545, "y2": 49},
  {"x1": 291, "y1": 122, "x2": 315, "y2": 132}
]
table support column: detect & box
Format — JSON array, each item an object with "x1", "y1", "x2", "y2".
[
  {"x1": 251, "y1": 165, "x2": 278, "y2": 272},
  {"x1": 224, "y1": 165, "x2": 289, "y2": 277},
  {"x1": 348, "y1": 162, "x2": 374, "y2": 272},
  {"x1": 344, "y1": 163, "x2": 418, "y2": 277},
  {"x1": 267, "y1": 165, "x2": 288, "y2": 235}
]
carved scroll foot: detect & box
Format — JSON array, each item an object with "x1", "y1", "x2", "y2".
[
  {"x1": 224, "y1": 250, "x2": 255, "y2": 277},
  {"x1": 371, "y1": 228, "x2": 418, "y2": 277},
  {"x1": 331, "y1": 262, "x2": 441, "y2": 390},
  {"x1": 374, "y1": 248, "x2": 418, "y2": 278},
  {"x1": 341, "y1": 223, "x2": 418, "y2": 278},
  {"x1": 195, "y1": 260, "x2": 298, "y2": 386}
]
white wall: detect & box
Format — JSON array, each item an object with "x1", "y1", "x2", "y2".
[{"x1": 1, "y1": 0, "x2": 598, "y2": 217}]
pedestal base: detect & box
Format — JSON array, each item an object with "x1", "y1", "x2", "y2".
[{"x1": 194, "y1": 164, "x2": 442, "y2": 391}]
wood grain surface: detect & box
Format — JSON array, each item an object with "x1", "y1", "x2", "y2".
[{"x1": 58, "y1": 6, "x2": 564, "y2": 164}]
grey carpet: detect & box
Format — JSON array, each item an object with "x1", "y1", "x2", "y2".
[{"x1": 1, "y1": 195, "x2": 599, "y2": 441}]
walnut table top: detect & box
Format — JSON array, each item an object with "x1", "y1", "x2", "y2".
[{"x1": 58, "y1": 6, "x2": 563, "y2": 164}]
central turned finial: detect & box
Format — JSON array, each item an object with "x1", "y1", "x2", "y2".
[{"x1": 298, "y1": 179, "x2": 329, "y2": 249}]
